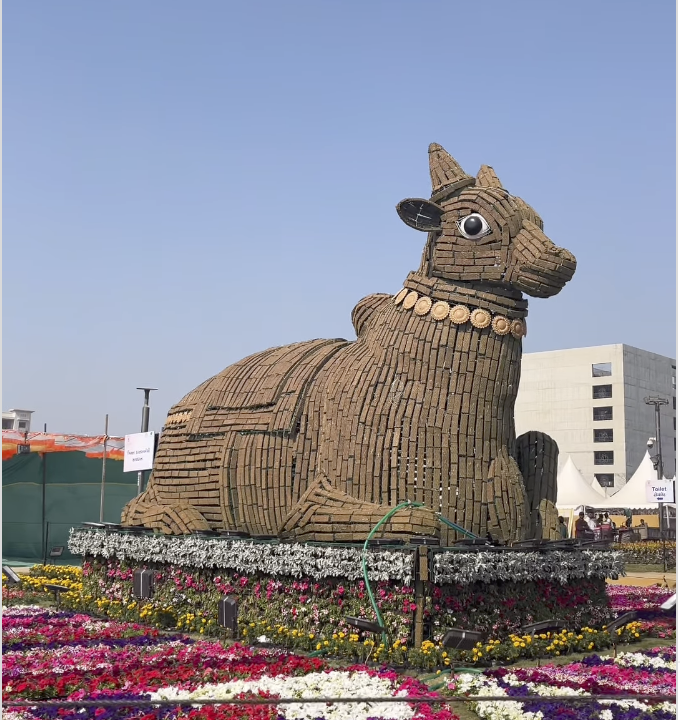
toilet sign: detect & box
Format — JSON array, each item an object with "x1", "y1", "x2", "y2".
[
  {"x1": 124, "y1": 431, "x2": 156, "y2": 472},
  {"x1": 645, "y1": 480, "x2": 675, "y2": 503}
]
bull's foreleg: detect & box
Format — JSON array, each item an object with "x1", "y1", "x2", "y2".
[
  {"x1": 515, "y1": 431, "x2": 560, "y2": 540},
  {"x1": 279, "y1": 474, "x2": 440, "y2": 542}
]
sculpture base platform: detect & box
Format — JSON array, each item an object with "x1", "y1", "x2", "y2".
[{"x1": 69, "y1": 528, "x2": 623, "y2": 660}]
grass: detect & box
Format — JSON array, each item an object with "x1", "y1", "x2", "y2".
[{"x1": 625, "y1": 563, "x2": 676, "y2": 573}]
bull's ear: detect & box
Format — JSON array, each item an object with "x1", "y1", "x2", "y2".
[
  {"x1": 476, "y1": 165, "x2": 503, "y2": 189},
  {"x1": 396, "y1": 198, "x2": 443, "y2": 232}
]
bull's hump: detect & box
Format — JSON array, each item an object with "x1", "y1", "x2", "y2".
[{"x1": 165, "y1": 338, "x2": 350, "y2": 435}]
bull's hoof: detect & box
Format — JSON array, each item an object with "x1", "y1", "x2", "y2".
[{"x1": 279, "y1": 475, "x2": 439, "y2": 542}]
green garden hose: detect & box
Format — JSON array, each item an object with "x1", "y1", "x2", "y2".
[
  {"x1": 361, "y1": 503, "x2": 479, "y2": 648},
  {"x1": 362, "y1": 500, "x2": 424, "y2": 646},
  {"x1": 436, "y1": 512, "x2": 478, "y2": 539}
]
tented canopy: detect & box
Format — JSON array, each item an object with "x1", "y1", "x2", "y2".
[
  {"x1": 591, "y1": 478, "x2": 606, "y2": 497},
  {"x1": 556, "y1": 456, "x2": 608, "y2": 508},
  {"x1": 591, "y1": 473, "x2": 625, "y2": 498},
  {"x1": 589, "y1": 451, "x2": 663, "y2": 509}
]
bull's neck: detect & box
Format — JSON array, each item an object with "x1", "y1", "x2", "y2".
[{"x1": 403, "y1": 272, "x2": 528, "y2": 319}]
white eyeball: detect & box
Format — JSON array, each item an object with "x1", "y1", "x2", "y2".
[{"x1": 457, "y1": 213, "x2": 491, "y2": 240}]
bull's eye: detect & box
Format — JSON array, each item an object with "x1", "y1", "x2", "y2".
[{"x1": 457, "y1": 213, "x2": 491, "y2": 240}]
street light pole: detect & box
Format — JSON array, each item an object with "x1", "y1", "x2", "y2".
[
  {"x1": 136, "y1": 387, "x2": 157, "y2": 495},
  {"x1": 645, "y1": 395, "x2": 669, "y2": 572}
]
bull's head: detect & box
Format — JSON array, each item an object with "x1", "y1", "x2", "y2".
[{"x1": 397, "y1": 144, "x2": 575, "y2": 298}]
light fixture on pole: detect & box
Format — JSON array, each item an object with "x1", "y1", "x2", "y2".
[
  {"x1": 644, "y1": 396, "x2": 669, "y2": 572},
  {"x1": 136, "y1": 388, "x2": 157, "y2": 495}
]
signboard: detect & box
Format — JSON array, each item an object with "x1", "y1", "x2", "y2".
[
  {"x1": 645, "y1": 480, "x2": 675, "y2": 504},
  {"x1": 17, "y1": 444, "x2": 30, "y2": 455},
  {"x1": 124, "y1": 432, "x2": 156, "y2": 473}
]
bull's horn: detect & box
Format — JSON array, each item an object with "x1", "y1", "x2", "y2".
[{"x1": 429, "y1": 143, "x2": 475, "y2": 202}]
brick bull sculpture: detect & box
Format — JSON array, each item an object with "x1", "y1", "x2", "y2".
[{"x1": 122, "y1": 144, "x2": 576, "y2": 544}]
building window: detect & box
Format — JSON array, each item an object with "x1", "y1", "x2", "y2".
[
  {"x1": 594, "y1": 451, "x2": 614, "y2": 465},
  {"x1": 594, "y1": 429, "x2": 613, "y2": 442},
  {"x1": 17, "y1": 421, "x2": 28, "y2": 430},
  {"x1": 595, "y1": 473, "x2": 615, "y2": 487},
  {"x1": 592, "y1": 384, "x2": 612, "y2": 399},
  {"x1": 1, "y1": 419, "x2": 13, "y2": 430},
  {"x1": 674, "y1": 397, "x2": 676, "y2": 410},
  {"x1": 674, "y1": 417, "x2": 676, "y2": 431},
  {"x1": 592, "y1": 362, "x2": 612, "y2": 377},
  {"x1": 593, "y1": 406, "x2": 613, "y2": 421}
]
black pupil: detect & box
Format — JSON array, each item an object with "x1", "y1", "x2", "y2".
[{"x1": 463, "y1": 215, "x2": 483, "y2": 236}]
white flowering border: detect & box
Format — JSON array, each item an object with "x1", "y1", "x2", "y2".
[
  {"x1": 451, "y1": 670, "x2": 676, "y2": 720},
  {"x1": 432, "y1": 549, "x2": 625, "y2": 584},
  {"x1": 149, "y1": 670, "x2": 417, "y2": 720},
  {"x1": 68, "y1": 528, "x2": 414, "y2": 583},
  {"x1": 69, "y1": 528, "x2": 623, "y2": 586}
]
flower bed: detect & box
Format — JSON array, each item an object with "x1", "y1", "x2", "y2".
[
  {"x1": 9, "y1": 566, "x2": 674, "y2": 668},
  {"x1": 607, "y1": 585, "x2": 675, "y2": 614},
  {"x1": 618, "y1": 542, "x2": 676, "y2": 568},
  {"x1": 66, "y1": 529, "x2": 623, "y2": 665},
  {"x1": 448, "y1": 647, "x2": 677, "y2": 719},
  {"x1": 69, "y1": 557, "x2": 617, "y2": 665},
  {"x1": 2, "y1": 605, "x2": 458, "y2": 720}
]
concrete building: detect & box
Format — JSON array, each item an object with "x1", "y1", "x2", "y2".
[
  {"x1": 1, "y1": 409, "x2": 34, "y2": 433},
  {"x1": 515, "y1": 345, "x2": 676, "y2": 489}
]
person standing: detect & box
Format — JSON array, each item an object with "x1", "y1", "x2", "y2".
[
  {"x1": 623, "y1": 508, "x2": 633, "y2": 528},
  {"x1": 575, "y1": 512, "x2": 592, "y2": 539},
  {"x1": 557, "y1": 516, "x2": 569, "y2": 539}
]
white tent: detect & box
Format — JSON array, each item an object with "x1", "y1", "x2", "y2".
[
  {"x1": 556, "y1": 456, "x2": 608, "y2": 508},
  {"x1": 591, "y1": 451, "x2": 659, "y2": 509},
  {"x1": 591, "y1": 472, "x2": 625, "y2": 498},
  {"x1": 591, "y1": 478, "x2": 606, "y2": 497}
]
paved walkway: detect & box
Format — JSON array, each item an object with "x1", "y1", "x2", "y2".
[{"x1": 608, "y1": 571, "x2": 676, "y2": 588}]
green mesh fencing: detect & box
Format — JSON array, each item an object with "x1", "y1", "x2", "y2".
[{"x1": 2, "y1": 451, "x2": 139, "y2": 563}]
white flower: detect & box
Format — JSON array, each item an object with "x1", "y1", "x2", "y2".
[
  {"x1": 68, "y1": 529, "x2": 414, "y2": 582},
  {"x1": 149, "y1": 670, "x2": 415, "y2": 720},
  {"x1": 433, "y1": 549, "x2": 624, "y2": 585}
]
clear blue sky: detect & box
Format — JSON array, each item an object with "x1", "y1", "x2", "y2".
[{"x1": 4, "y1": 0, "x2": 676, "y2": 437}]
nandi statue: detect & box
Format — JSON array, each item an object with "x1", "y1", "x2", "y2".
[{"x1": 123, "y1": 144, "x2": 576, "y2": 544}]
